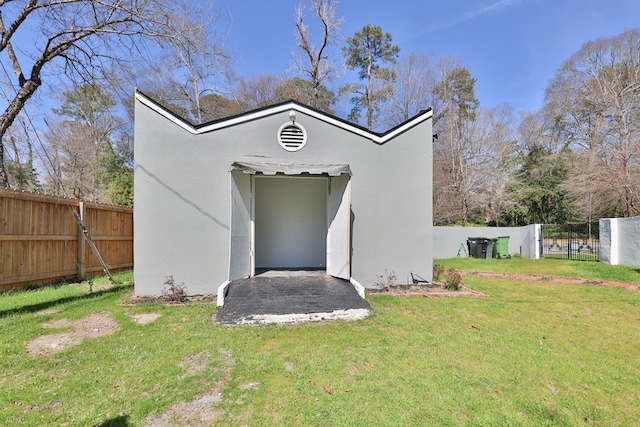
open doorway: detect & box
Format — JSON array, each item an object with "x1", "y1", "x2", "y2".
[
  {"x1": 254, "y1": 176, "x2": 327, "y2": 269},
  {"x1": 228, "y1": 164, "x2": 351, "y2": 282}
]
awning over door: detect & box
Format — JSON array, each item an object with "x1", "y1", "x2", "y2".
[{"x1": 230, "y1": 161, "x2": 351, "y2": 177}]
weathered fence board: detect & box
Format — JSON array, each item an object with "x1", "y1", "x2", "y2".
[{"x1": 0, "y1": 189, "x2": 133, "y2": 291}]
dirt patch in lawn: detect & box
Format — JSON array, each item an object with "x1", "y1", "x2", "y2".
[
  {"x1": 128, "y1": 292, "x2": 216, "y2": 305},
  {"x1": 131, "y1": 312, "x2": 161, "y2": 325},
  {"x1": 26, "y1": 313, "x2": 119, "y2": 356},
  {"x1": 143, "y1": 348, "x2": 236, "y2": 427},
  {"x1": 462, "y1": 271, "x2": 640, "y2": 290},
  {"x1": 370, "y1": 271, "x2": 640, "y2": 297},
  {"x1": 368, "y1": 283, "x2": 488, "y2": 297},
  {"x1": 176, "y1": 351, "x2": 211, "y2": 380}
]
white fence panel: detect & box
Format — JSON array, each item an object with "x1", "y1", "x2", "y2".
[
  {"x1": 433, "y1": 225, "x2": 541, "y2": 259},
  {"x1": 600, "y1": 216, "x2": 640, "y2": 267}
]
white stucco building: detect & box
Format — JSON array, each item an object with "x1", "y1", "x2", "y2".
[{"x1": 133, "y1": 91, "x2": 433, "y2": 299}]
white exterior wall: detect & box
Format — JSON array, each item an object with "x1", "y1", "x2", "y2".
[
  {"x1": 600, "y1": 216, "x2": 640, "y2": 267},
  {"x1": 599, "y1": 218, "x2": 615, "y2": 265},
  {"x1": 520, "y1": 224, "x2": 542, "y2": 259}
]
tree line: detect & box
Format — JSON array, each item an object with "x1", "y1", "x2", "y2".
[{"x1": 1, "y1": 0, "x2": 639, "y2": 224}]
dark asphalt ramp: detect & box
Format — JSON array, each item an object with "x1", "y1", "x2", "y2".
[{"x1": 215, "y1": 273, "x2": 370, "y2": 325}]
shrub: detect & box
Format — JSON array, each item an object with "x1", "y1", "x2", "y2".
[
  {"x1": 162, "y1": 276, "x2": 188, "y2": 303},
  {"x1": 374, "y1": 270, "x2": 397, "y2": 289},
  {"x1": 443, "y1": 269, "x2": 462, "y2": 291}
]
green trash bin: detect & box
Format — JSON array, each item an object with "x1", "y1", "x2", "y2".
[{"x1": 493, "y1": 236, "x2": 510, "y2": 259}]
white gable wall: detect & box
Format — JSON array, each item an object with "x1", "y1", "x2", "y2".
[{"x1": 134, "y1": 96, "x2": 433, "y2": 295}]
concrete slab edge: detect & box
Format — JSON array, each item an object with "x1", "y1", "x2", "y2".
[
  {"x1": 350, "y1": 277, "x2": 366, "y2": 299},
  {"x1": 229, "y1": 308, "x2": 371, "y2": 325},
  {"x1": 217, "y1": 280, "x2": 231, "y2": 306}
]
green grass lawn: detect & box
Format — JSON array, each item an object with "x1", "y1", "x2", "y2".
[{"x1": 2, "y1": 262, "x2": 640, "y2": 426}]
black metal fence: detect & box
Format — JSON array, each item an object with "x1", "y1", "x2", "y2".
[{"x1": 542, "y1": 223, "x2": 600, "y2": 261}]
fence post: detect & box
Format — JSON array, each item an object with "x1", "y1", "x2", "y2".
[{"x1": 77, "y1": 201, "x2": 86, "y2": 278}]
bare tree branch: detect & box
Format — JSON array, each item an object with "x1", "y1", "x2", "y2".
[
  {"x1": 0, "y1": 0, "x2": 221, "y2": 187},
  {"x1": 294, "y1": 0, "x2": 341, "y2": 109}
]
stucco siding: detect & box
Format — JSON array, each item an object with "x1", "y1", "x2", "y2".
[
  {"x1": 134, "y1": 106, "x2": 232, "y2": 295},
  {"x1": 354, "y1": 125, "x2": 433, "y2": 285},
  {"x1": 600, "y1": 216, "x2": 640, "y2": 267},
  {"x1": 599, "y1": 219, "x2": 614, "y2": 265},
  {"x1": 617, "y1": 217, "x2": 640, "y2": 267},
  {"x1": 134, "y1": 97, "x2": 433, "y2": 295}
]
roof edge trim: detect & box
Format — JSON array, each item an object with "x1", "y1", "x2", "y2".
[
  {"x1": 135, "y1": 90, "x2": 433, "y2": 143},
  {"x1": 135, "y1": 91, "x2": 199, "y2": 134}
]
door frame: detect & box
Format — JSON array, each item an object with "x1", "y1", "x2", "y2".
[
  {"x1": 247, "y1": 173, "x2": 351, "y2": 278},
  {"x1": 251, "y1": 174, "x2": 328, "y2": 274}
]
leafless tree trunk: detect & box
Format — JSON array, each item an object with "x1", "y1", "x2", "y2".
[
  {"x1": 432, "y1": 66, "x2": 480, "y2": 225},
  {"x1": 379, "y1": 52, "x2": 440, "y2": 128},
  {"x1": 294, "y1": 0, "x2": 341, "y2": 109}
]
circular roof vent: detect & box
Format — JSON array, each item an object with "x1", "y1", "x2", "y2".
[{"x1": 278, "y1": 121, "x2": 307, "y2": 152}]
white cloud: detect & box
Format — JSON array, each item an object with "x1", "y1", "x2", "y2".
[
  {"x1": 424, "y1": 0, "x2": 529, "y2": 34},
  {"x1": 468, "y1": 0, "x2": 525, "y2": 19}
]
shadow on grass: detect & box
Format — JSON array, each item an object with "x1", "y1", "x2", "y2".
[
  {"x1": 97, "y1": 414, "x2": 132, "y2": 427},
  {"x1": 0, "y1": 284, "x2": 132, "y2": 319}
]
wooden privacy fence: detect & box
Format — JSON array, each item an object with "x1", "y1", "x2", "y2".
[{"x1": 0, "y1": 188, "x2": 133, "y2": 292}]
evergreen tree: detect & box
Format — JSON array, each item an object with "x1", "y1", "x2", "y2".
[
  {"x1": 506, "y1": 144, "x2": 572, "y2": 225},
  {"x1": 97, "y1": 139, "x2": 133, "y2": 207},
  {"x1": 342, "y1": 25, "x2": 400, "y2": 130},
  {"x1": 46, "y1": 83, "x2": 132, "y2": 204}
]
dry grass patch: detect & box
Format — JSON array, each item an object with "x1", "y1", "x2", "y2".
[
  {"x1": 143, "y1": 348, "x2": 235, "y2": 427},
  {"x1": 177, "y1": 351, "x2": 211, "y2": 379},
  {"x1": 131, "y1": 312, "x2": 161, "y2": 325},
  {"x1": 26, "y1": 313, "x2": 119, "y2": 355}
]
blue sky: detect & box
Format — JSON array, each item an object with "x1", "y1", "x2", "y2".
[{"x1": 215, "y1": 0, "x2": 640, "y2": 114}]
